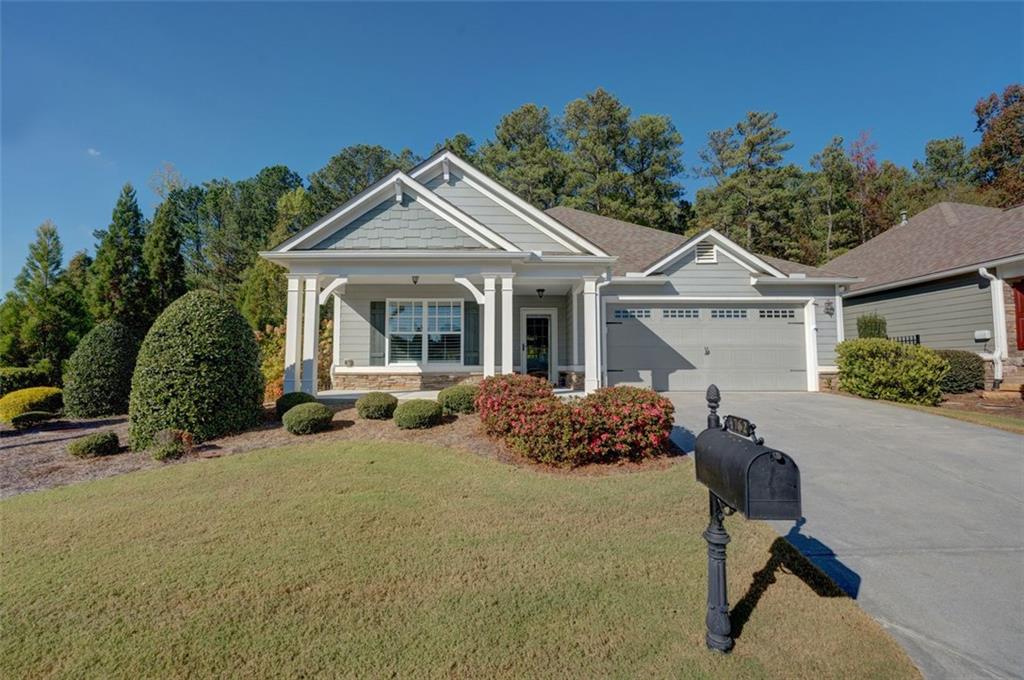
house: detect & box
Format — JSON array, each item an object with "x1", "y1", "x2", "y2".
[
  {"x1": 829, "y1": 202, "x2": 1024, "y2": 387},
  {"x1": 261, "y1": 151, "x2": 859, "y2": 395}
]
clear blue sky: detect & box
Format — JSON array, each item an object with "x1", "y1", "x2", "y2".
[{"x1": 2, "y1": 2, "x2": 1021, "y2": 292}]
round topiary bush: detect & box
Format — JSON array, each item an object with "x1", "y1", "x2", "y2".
[
  {"x1": 275, "y1": 391, "x2": 316, "y2": 420},
  {"x1": 393, "y1": 399, "x2": 442, "y2": 429},
  {"x1": 437, "y1": 384, "x2": 478, "y2": 415},
  {"x1": 128, "y1": 291, "x2": 264, "y2": 449},
  {"x1": 282, "y1": 402, "x2": 334, "y2": 434},
  {"x1": 356, "y1": 392, "x2": 398, "y2": 420},
  {"x1": 934, "y1": 349, "x2": 985, "y2": 394},
  {"x1": 63, "y1": 320, "x2": 141, "y2": 418},
  {"x1": 67, "y1": 431, "x2": 120, "y2": 458},
  {"x1": 0, "y1": 386, "x2": 63, "y2": 423}
]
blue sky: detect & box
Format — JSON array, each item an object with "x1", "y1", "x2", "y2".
[{"x1": 2, "y1": 2, "x2": 1021, "y2": 292}]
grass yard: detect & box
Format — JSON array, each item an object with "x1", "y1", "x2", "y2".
[
  {"x1": 895, "y1": 402, "x2": 1024, "y2": 435},
  {"x1": 1, "y1": 442, "x2": 918, "y2": 679}
]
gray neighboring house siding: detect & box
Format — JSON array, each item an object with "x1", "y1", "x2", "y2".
[
  {"x1": 843, "y1": 273, "x2": 996, "y2": 353},
  {"x1": 424, "y1": 171, "x2": 571, "y2": 253},
  {"x1": 312, "y1": 196, "x2": 485, "y2": 250}
]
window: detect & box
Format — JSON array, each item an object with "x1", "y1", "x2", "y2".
[
  {"x1": 614, "y1": 308, "x2": 651, "y2": 319},
  {"x1": 663, "y1": 308, "x2": 699, "y2": 319},
  {"x1": 711, "y1": 308, "x2": 747, "y2": 319},
  {"x1": 387, "y1": 300, "x2": 463, "y2": 364},
  {"x1": 695, "y1": 241, "x2": 717, "y2": 264},
  {"x1": 759, "y1": 308, "x2": 796, "y2": 319}
]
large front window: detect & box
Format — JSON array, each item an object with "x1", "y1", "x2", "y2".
[{"x1": 387, "y1": 300, "x2": 462, "y2": 364}]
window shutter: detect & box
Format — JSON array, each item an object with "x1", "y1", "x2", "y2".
[
  {"x1": 370, "y1": 301, "x2": 386, "y2": 366},
  {"x1": 463, "y1": 300, "x2": 480, "y2": 365}
]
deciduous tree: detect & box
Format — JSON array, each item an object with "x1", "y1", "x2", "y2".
[{"x1": 971, "y1": 83, "x2": 1024, "y2": 206}]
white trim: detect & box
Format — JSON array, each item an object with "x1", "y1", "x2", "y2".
[
  {"x1": 332, "y1": 295, "x2": 342, "y2": 367},
  {"x1": 978, "y1": 268, "x2": 1008, "y2": 382},
  {"x1": 716, "y1": 248, "x2": 761, "y2": 274},
  {"x1": 501, "y1": 276, "x2": 515, "y2": 374},
  {"x1": 318, "y1": 277, "x2": 348, "y2": 305},
  {"x1": 453, "y1": 277, "x2": 485, "y2": 304},
  {"x1": 334, "y1": 365, "x2": 482, "y2": 375},
  {"x1": 262, "y1": 250, "x2": 529, "y2": 263},
  {"x1": 605, "y1": 295, "x2": 813, "y2": 303},
  {"x1": 301, "y1": 277, "x2": 320, "y2": 393},
  {"x1": 383, "y1": 298, "x2": 465, "y2": 368},
  {"x1": 284, "y1": 277, "x2": 302, "y2": 393},
  {"x1": 571, "y1": 284, "x2": 580, "y2": 365},
  {"x1": 483, "y1": 277, "x2": 496, "y2": 377},
  {"x1": 583, "y1": 277, "x2": 600, "y2": 393},
  {"x1": 410, "y1": 151, "x2": 610, "y2": 257},
  {"x1": 695, "y1": 242, "x2": 718, "y2": 264},
  {"x1": 519, "y1": 306, "x2": 559, "y2": 384},
  {"x1": 641, "y1": 229, "x2": 788, "y2": 278},
  {"x1": 834, "y1": 286, "x2": 845, "y2": 342},
  {"x1": 803, "y1": 299, "x2": 819, "y2": 392},
  {"x1": 752, "y1": 276, "x2": 862, "y2": 285},
  {"x1": 843, "y1": 254, "x2": 1024, "y2": 298}
]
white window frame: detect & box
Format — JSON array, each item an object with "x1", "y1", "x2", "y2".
[{"x1": 385, "y1": 298, "x2": 465, "y2": 367}]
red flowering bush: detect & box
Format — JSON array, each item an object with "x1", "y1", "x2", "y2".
[
  {"x1": 475, "y1": 374, "x2": 554, "y2": 436},
  {"x1": 581, "y1": 386, "x2": 675, "y2": 463}
]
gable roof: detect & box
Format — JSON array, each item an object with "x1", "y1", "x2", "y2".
[
  {"x1": 827, "y1": 202, "x2": 1024, "y2": 293},
  {"x1": 546, "y1": 206, "x2": 847, "y2": 279}
]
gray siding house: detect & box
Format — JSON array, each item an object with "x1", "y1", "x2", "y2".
[
  {"x1": 261, "y1": 151, "x2": 858, "y2": 395},
  {"x1": 829, "y1": 202, "x2": 1024, "y2": 386}
]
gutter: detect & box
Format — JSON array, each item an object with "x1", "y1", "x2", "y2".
[
  {"x1": 596, "y1": 270, "x2": 614, "y2": 388},
  {"x1": 977, "y1": 267, "x2": 1006, "y2": 388},
  {"x1": 752, "y1": 276, "x2": 862, "y2": 286},
  {"x1": 260, "y1": 250, "x2": 532, "y2": 262},
  {"x1": 844, "y1": 254, "x2": 1024, "y2": 298}
]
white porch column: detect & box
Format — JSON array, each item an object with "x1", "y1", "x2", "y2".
[
  {"x1": 332, "y1": 294, "x2": 343, "y2": 367},
  {"x1": 300, "y1": 277, "x2": 320, "y2": 394},
  {"x1": 284, "y1": 276, "x2": 302, "y2": 393},
  {"x1": 583, "y1": 277, "x2": 599, "y2": 393},
  {"x1": 501, "y1": 275, "x2": 514, "y2": 374},
  {"x1": 483, "y1": 276, "x2": 496, "y2": 377}
]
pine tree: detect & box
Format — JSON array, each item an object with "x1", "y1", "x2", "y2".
[
  {"x1": 479, "y1": 104, "x2": 566, "y2": 209},
  {"x1": 622, "y1": 114, "x2": 684, "y2": 232},
  {"x1": 144, "y1": 198, "x2": 187, "y2": 312},
  {"x1": 87, "y1": 183, "x2": 151, "y2": 330},
  {"x1": 561, "y1": 88, "x2": 631, "y2": 216}
]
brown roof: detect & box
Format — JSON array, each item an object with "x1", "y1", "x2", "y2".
[
  {"x1": 826, "y1": 202, "x2": 1023, "y2": 292},
  {"x1": 545, "y1": 206, "x2": 848, "y2": 278}
]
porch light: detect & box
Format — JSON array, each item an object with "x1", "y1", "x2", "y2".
[
  {"x1": 412, "y1": 276, "x2": 419, "y2": 285},
  {"x1": 823, "y1": 299, "x2": 835, "y2": 317},
  {"x1": 536, "y1": 288, "x2": 545, "y2": 299}
]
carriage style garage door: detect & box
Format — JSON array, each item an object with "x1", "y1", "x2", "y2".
[{"x1": 605, "y1": 303, "x2": 807, "y2": 391}]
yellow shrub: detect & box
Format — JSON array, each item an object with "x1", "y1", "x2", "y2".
[{"x1": 0, "y1": 386, "x2": 63, "y2": 422}]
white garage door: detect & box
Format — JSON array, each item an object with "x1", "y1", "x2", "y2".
[{"x1": 605, "y1": 303, "x2": 807, "y2": 391}]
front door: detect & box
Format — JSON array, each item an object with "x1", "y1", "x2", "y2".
[{"x1": 524, "y1": 315, "x2": 552, "y2": 381}]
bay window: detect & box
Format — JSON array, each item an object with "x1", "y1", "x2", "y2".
[{"x1": 387, "y1": 300, "x2": 463, "y2": 365}]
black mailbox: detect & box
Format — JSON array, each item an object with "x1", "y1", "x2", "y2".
[{"x1": 695, "y1": 427, "x2": 801, "y2": 520}]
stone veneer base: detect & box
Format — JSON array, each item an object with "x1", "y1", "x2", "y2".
[{"x1": 332, "y1": 372, "x2": 483, "y2": 391}]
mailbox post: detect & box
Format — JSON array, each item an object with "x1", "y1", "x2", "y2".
[{"x1": 695, "y1": 384, "x2": 802, "y2": 653}]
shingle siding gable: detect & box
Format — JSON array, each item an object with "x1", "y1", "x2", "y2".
[{"x1": 309, "y1": 196, "x2": 486, "y2": 250}]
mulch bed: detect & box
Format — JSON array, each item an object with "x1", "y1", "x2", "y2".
[
  {"x1": 938, "y1": 391, "x2": 1024, "y2": 418},
  {"x1": 0, "y1": 404, "x2": 684, "y2": 499}
]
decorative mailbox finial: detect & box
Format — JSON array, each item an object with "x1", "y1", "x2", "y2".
[{"x1": 706, "y1": 384, "x2": 721, "y2": 429}]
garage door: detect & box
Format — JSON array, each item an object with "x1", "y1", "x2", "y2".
[{"x1": 605, "y1": 303, "x2": 807, "y2": 391}]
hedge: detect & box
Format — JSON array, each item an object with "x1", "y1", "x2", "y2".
[
  {"x1": 0, "y1": 367, "x2": 49, "y2": 398},
  {"x1": 128, "y1": 291, "x2": 264, "y2": 449},
  {"x1": 67, "y1": 432, "x2": 120, "y2": 458},
  {"x1": 934, "y1": 350, "x2": 985, "y2": 394},
  {"x1": 275, "y1": 392, "x2": 316, "y2": 420},
  {"x1": 856, "y1": 313, "x2": 887, "y2": 339},
  {"x1": 10, "y1": 411, "x2": 59, "y2": 430},
  {"x1": 63, "y1": 320, "x2": 141, "y2": 418},
  {"x1": 837, "y1": 338, "x2": 948, "y2": 405},
  {"x1": 437, "y1": 384, "x2": 478, "y2": 415},
  {"x1": 356, "y1": 392, "x2": 398, "y2": 420},
  {"x1": 393, "y1": 399, "x2": 442, "y2": 429},
  {"x1": 0, "y1": 387, "x2": 63, "y2": 423},
  {"x1": 282, "y1": 402, "x2": 334, "y2": 434}
]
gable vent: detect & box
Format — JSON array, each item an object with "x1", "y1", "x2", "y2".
[{"x1": 695, "y1": 241, "x2": 717, "y2": 264}]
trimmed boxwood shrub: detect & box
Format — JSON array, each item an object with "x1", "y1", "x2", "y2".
[
  {"x1": 0, "y1": 366, "x2": 49, "y2": 398},
  {"x1": 856, "y1": 313, "x2": 887, "y2": 339},
  {"x1": 393, "y1": 399, "x2": 442, "y2": 429},
  {"x1": 150, "y1": 428, "x2": 195, "y2": 461},
  {"x1": 128, "y1": 291, "x2": 264, "y2": 449},
  {"x1": 282, "y1": 402, "x2": 334, "y2": 434},
  {"x1": 837, "y1": 338, "x2": 948, "y2": 405},
  {"x1": 356, "y1": 392, "x2": 398, "y2": 420},
  {"x1": 0, "y1": 387, "x2": 63, "y2": 423},
  {"x1": 475, "y1": 374, "x2": 553, "y2": 436},
  {"x1": 10, "y1": 411, "x2": 59, "y2": 430},
  {"x1": 63, "y1": 320, "x2": 141, "y2": 418},
  {"x1": 275, "y1": 391, "x2": 316, "y2": 420},
  {"x1": 438, "y1": 384, "x2": 478, "y2": 415},
  {"x1": 67, "y1": 432, "x2": 120, "y2": 458},
  {"x1": 935, "y1": 349, "x2": 985, "y2": 394}
]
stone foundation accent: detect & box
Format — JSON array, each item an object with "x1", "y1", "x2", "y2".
[
  {"x1": 818, "y1": 370, "x2": 840, "y2": 392},
  {"x1": 331, "y1": 372, "x2": 482, "y2": 391}
]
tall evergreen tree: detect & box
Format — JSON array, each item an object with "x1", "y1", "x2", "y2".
[
  {"x1": 809, "y1": 137, "x2": 857, "y2": 258},
  {"x1": 913, "y1": 136, "x2": 972, "y2": 198},
  {"x1": 622, "y1": 114, "x2": 684, "y2": 232},
  {"x1": 560, "y1": 88, "x2": 631, "y2": 216},
  {"x1": 143, "y1": 198, "x2": 187, "y2": 311},
  {"x1": 479, "y1": 104, "x2": 566, "y2": 209},
  {"x1": 307, "y1": 145, "x2": 418, "y2": 217},
  {"x1": 433, "y1": 133, "x2": 478, "y2": 162},
  {"x1": 87, "y1": 183, "x2": 151, "y2": 329}
]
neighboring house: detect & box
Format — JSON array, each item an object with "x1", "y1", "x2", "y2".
[
  {"x1": 261, "y1": 151, "x2": 858, "y2": 395},
  {"x1": 829, "y1": 202, "x2": 1024, "y2": 386}
]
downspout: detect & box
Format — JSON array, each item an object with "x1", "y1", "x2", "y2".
[
  {"x1": 596, "y1": 269, "x2": 614, "y2": 388},
  {"x1": 978, "y1": 267, "x2": 1004, "y2": 388}
]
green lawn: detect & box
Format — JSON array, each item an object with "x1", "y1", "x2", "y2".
[
  {"x1": 895, "y1": 402, "x2": 1024, "y2": 435},
  {"x1": 1, "y1": 442, "x2": 917, "y2": 679}
]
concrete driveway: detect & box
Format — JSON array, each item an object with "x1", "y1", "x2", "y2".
[{"x1": 668, "y1": 391, "x2": 1024, "y2": 680}]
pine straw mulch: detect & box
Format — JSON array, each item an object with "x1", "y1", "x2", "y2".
[{"x1": 0, "y1": 404, "x2": 685, "y2": 499}]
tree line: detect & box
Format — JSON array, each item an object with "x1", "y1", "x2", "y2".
[{"x1": 2, "y1": 84, "x2": 1020, "y2": 379}]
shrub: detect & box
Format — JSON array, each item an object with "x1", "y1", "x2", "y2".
[
  {"x1": 129, "y1": 291, "x2": 264, "y2": 449},
  {"x1": 356, "y1": 392, "x2": 398, "y2": 420},
  {"x1": 67, "y1": 432, "x2": 120, "y2": 458},
  {"x1": 475, "y1": 374, "x2": 553, "y2": 436},
  {"x1": 0, "y1": 366, "x2": 49, "y2": 398},
  {"x1": 837, "y1": 338, "x2": 948, "y2": 405},
  {"x1": 63, "y1": 320, "x2": 141, "y2": 418},
  {"x1": 10, "y1": 410, "x2": 59, "y2": 430},
  {"x1": 0, "y1": 387, "x2": 63, "y2": 423},
  {"x1": 150, "y1": 428, "x2": 195, "y2": 461},
  {"x1": 935, "y1": 350, "x2": 985, "y2": 394},
  {"x1": 393, "y1": 399, "x2": 442, "y2": 429},
  {"x1": 275, "y1": 391, "x2": 316, "y2": 420},
  {"x1": 437, "y1": 384, "x2": 478, "y2": 415},
  {"x1": 856, "y1": 313, "x2": 887, "y2": 339},
  {"x1": 282, "y1": 402, "x2": 334, "y2": 434}
]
